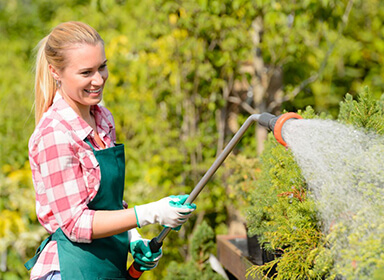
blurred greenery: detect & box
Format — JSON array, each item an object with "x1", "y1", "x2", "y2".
[
  {"x1": 164, "y1": 221, "x2": 225, "y2": 280},
  {"x1": 1, "y1": 0, "x2": 384, "y2": 279}
]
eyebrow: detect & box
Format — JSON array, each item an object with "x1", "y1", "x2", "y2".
[{"x1": 79, "y1": 59, "x2": 108, "y2": 72}]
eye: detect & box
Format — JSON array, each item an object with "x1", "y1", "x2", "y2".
[
  {"x1": 99, "y1": 63, "x2": 107, "y2": 70},
  {"x1": 81, "y1": 71, "x2": 91, "y2": 76}
]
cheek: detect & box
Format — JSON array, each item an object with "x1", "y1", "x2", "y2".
[
  {"x1": 64, "y1": 80, "x2": 88, "y2": 95},
  {"x1": 103, "y1": 70, "x2": 109, "y2": 82}
]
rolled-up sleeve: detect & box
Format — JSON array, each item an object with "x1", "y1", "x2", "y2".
[{"x1": 31, "y1": 127, "x2": 95, "y2": 243}]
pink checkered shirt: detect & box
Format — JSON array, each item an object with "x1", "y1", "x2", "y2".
[{"x1": 28, "y1": 93, "x2": 117, "y2": 279}]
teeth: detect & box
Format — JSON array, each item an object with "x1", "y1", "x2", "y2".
[{"x1": 86, "y1": 88, "x2": 101, "y2": 93}]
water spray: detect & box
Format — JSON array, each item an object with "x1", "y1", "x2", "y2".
[{"x1": 127, "y1": 112, "x2": 302, "y2": 280}]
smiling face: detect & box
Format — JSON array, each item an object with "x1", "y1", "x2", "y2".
[{"x1": 50, "y1": 42, "x2": 108, "y2": 118}]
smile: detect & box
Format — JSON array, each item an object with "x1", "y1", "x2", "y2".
[{"x1": 85, "y1": 88, "x2": 102, "y2": 94}]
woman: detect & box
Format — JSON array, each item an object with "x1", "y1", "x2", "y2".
[{"x1": 25, "y1": 21, "x2": 196, "y2": 280}]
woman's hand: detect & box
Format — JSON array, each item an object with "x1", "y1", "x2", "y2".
[
  {"x1": 130, "y1": 239, "x2": 163, "y2": 271},
  {"x1": 133, "y1": 195, "x2": 196, "y2": 228}
]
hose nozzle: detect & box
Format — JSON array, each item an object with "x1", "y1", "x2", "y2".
[{"x1": 258, "y1": 112, "x2": 303, "y2": 147}]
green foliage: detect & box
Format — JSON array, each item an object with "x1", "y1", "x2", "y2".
[
  {"x1": 0, "y1": 164, "x2": 47, "y2": 280},
  {"x1": 246, "y1": 89, "x2": 384, "y2": 279},
  {"x1": 245, "y1": 107, "x2": 331, "y2": 279},
  {"x1": 190, "y1": 220, "x2": 216, "y2": 263},
  {"x1": 164, "y1": 221, "x2": 225, "y2": 280},
  {"x1": 224, "y1": 155, "x2": 260, "y2": 214},
  {"x1": 3, "y1": 0, "x2": 384, "y2": 279},
  {"x1": 253, "y1": 0, "x2": 384, "y2": 116},
  {"x1": 338, "y1": 86, "x2": 384, "y2": 134}
]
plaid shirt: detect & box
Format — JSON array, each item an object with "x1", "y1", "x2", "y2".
[{"x1": 28, "y1": 93, "x2": 117, "y2": 279}]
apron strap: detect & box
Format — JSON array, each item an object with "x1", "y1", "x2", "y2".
[
  {"x1": 24, "y1": 235, "x2": 52, "y2": 270},
  {"x1": 84, "y1": 137, "x2": 96, "y2": 151}
]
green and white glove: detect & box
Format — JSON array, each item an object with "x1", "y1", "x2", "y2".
[
  {"x1": 129, "y1": 237, "x2": 163, "y2": 271},
  {"x1": 134, "y1": 195, "x2": 196, "y2": 229}
]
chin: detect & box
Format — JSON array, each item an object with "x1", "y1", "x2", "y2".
[{"x1": 89, "y1": 94, "x2": 103, "y2": 104}]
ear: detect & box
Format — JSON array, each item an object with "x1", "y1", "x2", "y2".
[{"x1": 48, "y1": 64, "x2": 60, "y2": 81}]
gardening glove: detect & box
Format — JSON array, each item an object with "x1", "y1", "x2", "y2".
[
  {"x1": 134, "y1": 194, "x2": 196, "y2": 229},
  {"x1": 128, "y1": 228, "x2": 142, "y2": 247},
  {"x1": 165, "y1": 194, "x2": 196, "y2": 231},
  {"x1": 128, "y1": 228, "x2": 162, "y2": 271},
  {"x1": 130, "y1": 238, "x2": 163, "y2": 271}
]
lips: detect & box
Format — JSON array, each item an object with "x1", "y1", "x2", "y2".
[{"x1": 85, "y1": 88, "x2": 102, "y2": 94}]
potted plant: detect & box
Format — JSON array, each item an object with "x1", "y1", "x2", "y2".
[{"x1": 243, "y1": 87, "x2": 384, "y2": 279}]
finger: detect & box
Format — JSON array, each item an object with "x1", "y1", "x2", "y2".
[
  {"x1": 169, "y1": 200, "x2": 196, "y2": 209},
  {"x1": 135, "y1": 240, "x2": 152, "y2": 258},
  {"x1": 177, "y1": 194, "x2": 189, "y2": 204},
  {"x1": 134, "y1": 256, "x2": 156, "y2": 264},
  {"x1": 171, "y1": 225, "x2": 181, "y2": 231},
  {"x1": 140, "y1": 263, "x2": 158, "y2": 271},
  {"x1": 177, "y1": 214, "x2": 191, "y2": 221},
  {"x1": 151, "y1": 250, "x2": 162, "y2": 260},
  {"x1": 134, "y1": 251, "x2": 161, "y2": 263},
  {"x1": 152, "y1": 256, "x2": 161, "y2": 262},
  {"x1": 168, "y1": 195, "x2": 180, "y2": 202}
]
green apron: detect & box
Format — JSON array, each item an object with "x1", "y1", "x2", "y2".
[{"x1": 26, "y1": 138, "x2": 129, "y2": 280}]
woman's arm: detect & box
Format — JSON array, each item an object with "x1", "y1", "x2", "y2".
[
  {"x1": 91, "y1": 208, "x2": 137, "y2": 239},
  {"x1": 93, "y1": 196, "x2": 197, "y2": 239}
]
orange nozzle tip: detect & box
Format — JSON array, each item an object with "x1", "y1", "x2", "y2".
[{"x1": 274, "y1": 112, "x2": 303, "y2": 147}]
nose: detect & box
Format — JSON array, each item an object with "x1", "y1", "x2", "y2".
[{"x1": 92, "y1": 71, "x2": 106, "y2": 86}]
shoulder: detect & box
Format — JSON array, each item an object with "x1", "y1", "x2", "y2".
[{"x1": 29, "y1": 109, "x2": 73, "y2": 155}]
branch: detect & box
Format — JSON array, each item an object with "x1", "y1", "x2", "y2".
[
  {"x1": 282, "y1": 73, "x2": 319, "y2": 102},
  {"x1": 284, "y1": 0, "x2": 354, "y2": 102},
  {"x1": 228, "y1": 96, "x2": 257, "y2": 114}
]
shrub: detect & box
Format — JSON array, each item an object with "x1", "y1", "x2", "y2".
[
  {"x1": 165, "y1": 220, "x2": 225, "y2": 280},
  {"x1": 244, "y1": 87, "x2": 384, "y2": 279}
]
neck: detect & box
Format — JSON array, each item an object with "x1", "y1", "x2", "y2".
[
  {"x1": 75, "y1": 106, "x2": 94, "y2": 129},
  {"x1": 80, "y1": 108, "x2": 93, "y2": 126},
  {"x1": 59, "y1": 90, "x2": 92, "y2": 125}
]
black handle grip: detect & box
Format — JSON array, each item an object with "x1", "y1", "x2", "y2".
[
  {"x1": 126, "y1": 237, "x2": 163, "y2": 280},
  {"x1": 258, "y1": 112, "x2": 276, "y2": 129},
  {"x1": 149, "y1": 236, "x2": 163, "y2": 253}
]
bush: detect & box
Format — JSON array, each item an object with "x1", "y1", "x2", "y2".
[
  {"x1": 245, "y1": 87, "x2": 384, "y2": 279},
  {"x1": 165, "y1": 220, "x2": 225, "y2": 280}
]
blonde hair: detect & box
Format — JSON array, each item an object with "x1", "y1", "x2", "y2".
[{"x1": 34, "y1": 21, "x2": 104, "y2": 125}]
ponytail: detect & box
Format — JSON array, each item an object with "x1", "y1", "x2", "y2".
[{"x1": 34, "y1": 36, "x2": 57, "y2": 125}]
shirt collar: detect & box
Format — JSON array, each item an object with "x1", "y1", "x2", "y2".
[
  {"x1": 52, "y1": 93, "x2": 113, "y2": 140},
  {"x1": 90, "y1": 102, "x2": 114, "y2": 138}
]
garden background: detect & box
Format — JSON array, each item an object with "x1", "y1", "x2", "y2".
[{"x1": 1, "y1": 0, "x2": 384, "y2": 279}]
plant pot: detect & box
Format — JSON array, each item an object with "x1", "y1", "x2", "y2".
[
  {"x1": 246, "y1": 233, "x2": 263, "y2": 265},
  {"x1": 216, "y1": 235, "x2": 262, "y2": 280},
  {"x1": 246, "y1": 226, "x2": 283, "y2": 277}
]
